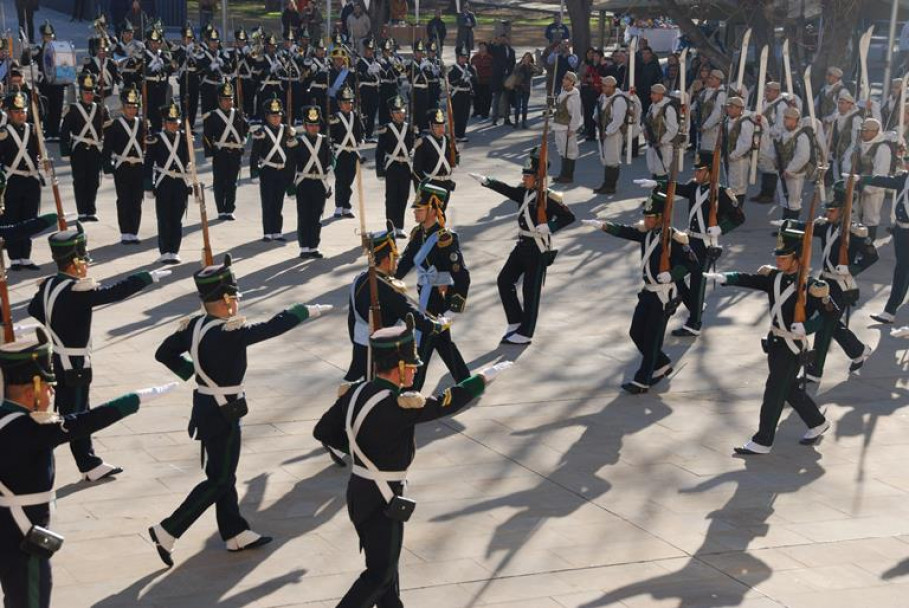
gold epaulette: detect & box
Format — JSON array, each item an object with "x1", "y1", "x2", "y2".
[
  {"x1": 201, "y1": 111, "x2": 211, "y2": 121},
  {"x1": 223, "y1": 315, "x2": 247, "y2": 331},
  {"x1": 71, "y1": 277, "x2": 98, "y2": 292},
  {"x1": 409, "y1": 225, "x2": 421, "y2": 240},
  {"x1": 384, "y1": 276, "x2": 408, "y2": 293},
  {"x1": 437, "y1": 229, "x2": 454, "y2": 248},
  {"x1": 398, "y1": 391, "x2": 426, "y2": 409},
  {"x1": 177, "y1": 317, "x2": 193, "y2": 331},
  {"x1": 0, "y1": 130, "x2": 7, "y2": 141},
  {"x1": 545, "y1": 189, "x2": 563, "y2": 204},
  {"x1": 286, "y1": 126, "x2": 297, "y2": 137},
  {"x1": 414, "y1": 138, "x2": 424, "y2": 149},
  {"x1": 329, "y1": 115, "x2": 339, "y2": 125},
  {"x1": 757, "y1": 264, "x2": 775, "y2": 276},
  {"x1": 635, "y1": 220, "x2": 647, "y2": 232},
  {"x1": 851, "y1": 224, "x2": 869, "y2": 238}
]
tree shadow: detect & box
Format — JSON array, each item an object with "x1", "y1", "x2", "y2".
[{"x1": 581, "y1": 449, "x2": 825, "y2": 608}]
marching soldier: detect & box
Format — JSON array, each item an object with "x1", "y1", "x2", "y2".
[
  {"x1": 330, "y1": 85, "x2": 362, "y2": 219},
  {"x1": 375, "y1": 95, "x2": 414, "y2": 236},
  {"x1": 328, "y1": 48, "x2": 355, "y2": 114},
  {"x1": 314, "y1": 319, "x2": 509, "y2": 608},
  {"x1": 198, "y1": 28, "x2": 230, "y2": 118},
  {"x1": 470, "y1": 150, "x2": 576, "y2": 344},
  {"x1": 582, "y1": 189, "x2": 699, "y2": 394},
  {"x1": 697, "y1": 69, "x2": 727, "y2": 166},
  {"x1": 723, "y1": 96, "x2": 755, "y2": 206},
  {"x1": 144, "y1": 29, "x2": 175, "y2": 133},
  {"x1": 26, "y1": 22, "x2": 66, "y2": 142},
  {"x1": 115, "y1": 21, "x2": 144, "y2": 91},
  {"x1": 831, "y1": 90, "x2": 862, "y2": 178},
  {"x1": 705, "y1": 223, "x2": 833, "y2": 454},
  {"x1": 0, "y1": 91, "x2": 43, "y2": 270},
  {"x1": 378, "y1": 39, "x2": 402, "y2": 126},
  {"x1": 817, "y1": 66, "x2": 847, "y2": 125},
  {"x1": 203, "y1": 82, "x2": 249, "y2": 221},
  {"x1": 395, "y1": 183, "x2": 470, "y2": 391},
  {"x1": 145, "y1": 101, "x2": 191, "y2": 264},
  {"x1": 103, "y1": 85, "x2": 147, "y2": 244},
  {"x1": 343, "y1": 225, "x2": 448, "y2": 383},
  {"x1": 149, "y1": 255, "x2": 332, "y2": 567},
  {"x1": 233, "y1": 28, "x2": 257, "y2": 118},
  {"x1": 278, "y1": 29, "x2": 302, "y2": 122},
  {"x1": 792, "y1": 181, "x2": 877, "y2": 382},
  {"x1": 642, "y1": 83, "x2": 679, "y2": 179},
  {"x1": 552, "y1": 71, "x2": 582, "y2": 184},
  {"x1": 255, "y1": 35, "x2": 285, "y2": 121},
  {"x1": 864, "y1": 168, "x2": 909, "y2": 325},
  {"x1": 413, "y1": 108, "x2": 457, "y2": 193},
  {"x1": 776, "y1": 107, "x2": 815, "y2": 222},
  {"x1": 0, "y1": 328, "x2": 172, "y2": 608},
  {"x1": 28, "y1": 224, "x2": 171, "y2": 482},
  {"x1": 250, "y1": 96, "x2": 297, "y2": 241},
  {"x1": 594, "y1": 75, "x2": 627, "y2": 195},
  {"x1": 844, "y1": 117, "x2": 892, "y2": 241},
  {"x1": 293, "y1": 106, "x2": 333, "y2": 258},
  {"x1": 752, "y1": 81, "x2": 787, "y2": 204},
  {"x1": 448, "y1": 45, "x2": 476, "y2": 142},
  {"x1": 410, "y1": 40, "x2": 432, "y2": 133},
  {"x1": 83, "y1": 36, "x2": 120, "y2": 101},
  {"x1": 356, "y1": 38, "x2": 382, "y2": 141},
  {"x1": 60, "y1": 72, "x2": 109, "y2": 223},
  {"x1": 305, "y1": 39, "x2": 330, "y2": 120},
  {"x1": 426, "y1": 41, "x2": 443, "y2": 109}
]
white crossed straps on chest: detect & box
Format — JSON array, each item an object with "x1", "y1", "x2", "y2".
[
  {"x1": 190, "y1": 317, "x2": 244, "y2": 405},
  {"x1": 7, "y1": 124, "x2": 38, "y2": 178},
  {"x1": 42, "y1": 278, "x2": 92, "y2": 370},
  {"x1": 385, "y1": 122, "x2": 411, "y2": 168},
  {"x1": 345, "y1": 383, "x2": 404, "y2": 501},
  {"x1": 425, "y1": 135, "x2": 451, "y2": 178},
  {"x1": 688, "y1": 186, "x2": 710, "y2": 239},
  {"x1": 114, "y1": 117, "x2": 143, "y2": 167},
  {"x1": 261, "y1": 125, "x2": 287, "y2": 168},
  {"x1": 214, "y1": 108, "x2": 243, "y2": 149},
  {"x1": 821, "y1": 224, "x2": 841, "y2": 275},
  {"x1": 296, "y1": 135, "x2": 330, "y2": 186},
  {"x1": 261, "y1": 55, "x2": 282, "y2": 86},
  {"x1": 641, "y1": 230, "x2": 677, "y2": 305},
  {"x1": 820, "y1": 223, "x2": 857, "y2": 291},
  {"x1": 155, "y1": 133, "x2": 188, "y2": 187},
  {"x1": 517, "y1": 190, "x2": 550, "y2": 253},
  {"x1": 72, "y1": 103, "x2": 101, "y2": 149},
  {"x1": 450, "y1": 65, "x2": 470, "y2": 91},
  {"x1": 337, "y1": 112, "x2": 359, "y2": 151},
  {"x1": 770, "y1": 272, "x2": 801, "y2": 354}
]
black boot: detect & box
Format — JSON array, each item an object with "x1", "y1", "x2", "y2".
[
  {"x1": 522, "y1": 112, "x2": 528, "y2": 129},
  {"x1": 867, "y1": 225, "x2": 878, "y2": 241},
  {"x1": 603, "y1": 166, "x2": 619, "y2": 194},
  {"x1": 553, "y1": 158, "x2": 568, "y2": 183},
  {"x1": 561, "y1": 158, "x2": 575, "y2": 183},
  {"x1": 751, "y1": 173, "x2": 776, "y2": 203},
  {"x1": 782, "y1": 208, "x2": 800, "y2": 221},
  {"x1": 593, "y1": 166, "x2": 611, "y2": 193}
]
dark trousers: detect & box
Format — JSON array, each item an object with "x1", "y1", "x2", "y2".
[
  {"x1": 675, "y1": 238, "x2": 708, "y2": 330},
  {"x1": 384, "y1": 162, "x2": 411, "y2": 230},
  {"x1": 379, "y1": 85, "x2": 396, "y2": 124},
  {"x1": 70, "y1": 146, "x2": 101, "y2": 216},
  {"x1": 473, "y1": 83, "x2": 491, "y2": 117},
  {"x1": 514, "y1": 90, "x2": 530, "y2": 123},
  {"x1": 154, "y1": 178, "x2": 188, "y2": 255},
  {"x1": 114, "y1": 165, "x2": 144, "y2": 235},
  {"x1": 337, "y1": 509, "x2": 404, "y2": 608},
  {"x1": 259, "y1": 168, "x2": 289, "y2": 236},
  {"x1": 629, "y1": 290, "x2": 672, "y2": 386},
  {"x1": 38, "y1": 83, "x2": 64, "y2": 138},
  {"x1": 812, "y1": 282, "x2": 865, "y2": 375},
  {"x1": 361, "y1": 87, "x2": 379, "y2": 138},
  {"x1": 16, "y1": 3, "x2": 35, "y2": 42},
  {"x1": 345, "y1": 343, "x2": 368, "y2": 382},
  {"x1": 161, "y1": 425, "x2": 249, "y2": 541},
  {"x1": 146, "y1": 82, "x2": 168, "y2": 132},
  {"x1": 753, "y1": 338, "x2": 826, "y2": 447},
  {"x1": 200, "y1": 82, "x2": 217, "y2": 119},
  {"x1": 452, "y1": 91, "x2": 470, "y2": 138},
  {"x1": 55, "y1": 377, "x2": 102, "y2": 472},
  {"x1": 3, "y1": 176, "x2": 40, "y2": 261},
  {"x1": 212, "y1": 151, "x2": 242, "y2": 215},
  {"x1": 296, "y1": 179, "x2": 327, "y2": 248},
  {"x1": 497, "y1": 243, "x2": 547, "y2": 338},
  {"x1": 412, "y1": 328, "x2": 469, "y2": 391},
  {"x1": 885, "y1": 225, "x2": 909, "y2": 315},
  {"x1": 183, "y1": 77, "x2": 201, "y2": 129},
  {"x1": 240, "y1": 78, "x2": 256, "y2": 117},
  {"x1": 413, "y1": 90, "x2": 430, "y2": 131},
  {"x1": 0, "y1": 551, "x2": 52, "y2": 608},
  {"x1": 581, "y1": 87, "x2": 597, "y2": 136},
  {"x1": 334, "y1": 151, "x2": 358, "y2": 211}
]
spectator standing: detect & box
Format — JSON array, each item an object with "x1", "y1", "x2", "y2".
[
  {"x1": 580, "y1": 48, "x2": 603, "y2": 141},
  {"x1": 636, "y1": 47, "x2": 663, "y2": 117},
  {"x1": 457, "y1": 3, "x2": 478, "y2": 52},
  {"x1": 340, "y1": 0, "x2": 355, "y2": 35},
  {"x1": 282, "y1": 0, "x2": 303, "y2": 33},
  {"x1": 489, "y1": 35, "x2": 515, "y2": 125},
  {"x1": 199, "y1": 0, "x2": 216, "y2": 27},
  {"x1": 427, "y1": 8, "x2": 447, "y2": 53},
  {"x1": 663, "y1": 62, "x2": 681, "y2": 91},
  {"x1": 307, "y1": 2, "x2": 324, "y2": 42},
  {"x1": 547, "y1": 39, "x2": 578, "y2": 95},
  {"x1": 471, "y1": 42, "x2": 493, "y2": 118},
  {"x1": 512, "y1": 52, "x2": 538, "y2": 128},
  {"x1": 545, "y1": 15, "x2": 570, "y2": 45},
  {"x1": 607, "y1": 48, "x2": 627, "y2": 89},
  {"x1": 346, "y1": 3, "x2": 371, "y2": 54}
]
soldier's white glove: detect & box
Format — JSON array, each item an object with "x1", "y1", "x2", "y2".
[
  {"x1": 890, "y1": 326, "x2": 909, "y2": 338},
  {"x1": 419, "y1": 59, "x2": 430, "y2": 71},
  {"x1": 306, "y1": 304, "x2": 334, "y2": 318},
  {"x1": 250, "y1": 177, "x2": 260, "y2": 185},
  {"x1": 790, "y1": 322, "x2": 806, "y2": 338},
  {"x1": 135, "y1": 382, "x2": 179, "y2": 403},
  {"x1": 468, "y1": 172, "x2": 488, "y2": 186},
  {"x1": 480, "y1": 360, "x2": 513, "y2": 384},
  {"x1": 657, "y1": 271, "x2": 672, "y2": 284},
  {"x1": 835, "y1": 264, "x2": 850, "y2": 276},
  {"x1": 535, "y1": 223, "x2": 551, "y2": 235},
  {"x1": 707, "y1": 226, "x2": 722, "y2": 238},
  {"x1": 633, "y1": 178, "x2": 659, "y2": 189},
  {"x1": 703, "y1": 272, "x2": 726, "y2": 284},
  {"x1": 437, "y1": 315, "x2": 452, "y2": 329},
  {"x1": 581, "y1": 219, "x2": 606, "y2": 230},
  {"x1": 149, "y1": 57, "x2": 164, "y2": 71},
  {"x1": 149, "y1": 269, "x2": 172, "y2": 283}
]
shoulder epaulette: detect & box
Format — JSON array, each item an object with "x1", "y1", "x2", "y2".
[
  {"x1": 671, "y1": 229, "x2": 689, "y2": 245},
  {"x1": 176, "y1": 316, "x2": 193, "y2": 331},
  {"x1": 409, "y1": 225, "x2": 421, "y2": 239},
  {"x1": 71, "y1": 277, "x2": 98, "y2": 292},
  {"x1": 0, "y1": 130, "x2": 9, "y2": 141},
  {"x1": 398, "y1": 391, "x2": 426, "y2": 409},
  {"x1": 329, "y1": 116, "x2": 339, "y2": 125},
  {"x1": 546, "y1": 189, "x2": 564, "y2": 204},
  {"x1": 385, "y1": 277, "x2": 408, "y2": 293},
  {"x1": 635, "y1": 219, "x2": 647, "y2": 232},
  {"x1": 437, "y1": 229, "x2": 454, "y2": 248},
  {"x1": 223, "y1": 315, "x2": 247, "y2": 331},
  {"x1": 286, "y1": 126, "x2": 297, "y2": 137},
  {"x1": 147, "y1": 134, "x2": 159, "y2": 144},
  {"x1": 851, "y1": 224, "x2": 869, "y2": 238},
  {"x1": 201, "y1": 111, "x2": 212, "y2": 121},
  {"x1": 376, "y1": 125, "x2": 387, "y2": 135},
  {"x1": 757, "y1": 264, "x2": 775, "y2": 276},
  {"x1": 414, "y1": 138, "x2": 424, "y2": 149}
]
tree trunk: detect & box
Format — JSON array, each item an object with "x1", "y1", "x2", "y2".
[
  {"x1": 565, "y1": 0, "x2": 591, "y2": 55},
  {"x1": 659, "y1": 0, "x2": 731, "y2": 68},
  {"x1": 811, "y1": 0, "x2": 861, "y2": 89}
]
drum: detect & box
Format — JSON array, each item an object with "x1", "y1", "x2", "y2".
[{"x1": 43, "y1": 41, "x2": 77, "y2": 86}]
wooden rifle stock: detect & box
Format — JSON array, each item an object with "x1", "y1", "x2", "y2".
[
  {"x1": 839, "y1": 144, "x2": 861, "y2": 266},
  {"x1": 794, "y1": 186, "x2": 821, "y2": 324},
  {"x1": 708, "y1": 121, "x2": 723, "y2": 230},
  {"x1": 25, "y1": 63, "x2": 66, "y2": 230},
  {"x1": 536, "y1": 96, "x2": 553, "y2": 225},
  {"x1": 0, "y1": 239, "x2": 14, "y2": 344},
  {"x1": 435, "y1": 35, "x2": 458, "y2": 167},
  {"x1": 659, "y1": 145, "x2": 683, "y2": 272},
  {"x1": 184, "y1": 117, "x2": 214, "y2": 267}
]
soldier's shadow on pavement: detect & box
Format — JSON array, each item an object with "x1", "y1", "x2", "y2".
[
  {"x1": 430, "y1": 391, "x2": 672, "y2": 606},
  {"x1": 580, "y1": 449, "x2": 825, "y2": 608},
  {"x1": 93, "y1": 466, "x2": 345, "y2": 608}
]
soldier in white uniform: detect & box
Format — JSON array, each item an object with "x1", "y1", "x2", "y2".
[
  {"x1": 777, "y1": 106, "x2": 814, "y2": 221},
  {"x1": 753, "y1": 81, "x2": 787, "y2": 203},
  {"x1": 698, "y1": 69, "x2": 727, "y2": 166},
  {"x1": 552, "y1": 71, "x2": 583, "y2": 183},
  {"x1": 723, "y1": 96, "x2": 754, "y2": 205},
  {"x1": 832, "y1": 90, "x2": 863, "y2": 178},
  {"x1": 846, "y1": 118, "x2": 892, "y2": 242},
  {"x1": 882, "y1": 78, "x2": 903, "y2": 130},
  {"x1": 594, "y1": 75, "x2": 628, "y2": 195},
  {"x1": 817, "y1": 66, "x2": 847, "y2": 126},
  {"x1": 642, "y1": 84, "x2": 678, "y2": 178}
]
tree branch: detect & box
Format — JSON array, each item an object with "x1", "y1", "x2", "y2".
[{"x1": 659, "y1": 0, "x2": 732, "y2": 69}]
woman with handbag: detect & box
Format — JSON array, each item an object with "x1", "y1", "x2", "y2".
[{"x1": 512, "y1": 52, "x2": 538, "y2": 129}]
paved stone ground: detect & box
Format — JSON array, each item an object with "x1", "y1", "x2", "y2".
[{"x1": 5, "y1": 7, "x2": 909, "y2": 608}]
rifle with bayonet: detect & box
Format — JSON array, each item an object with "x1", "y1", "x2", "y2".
[
  {"x1": 355, "y1": 154, "x2": 381, "y2": 379},
  {"x1": 0, "y1": 238, "x2": 14, "y2": 343},
  {"x1": 435, "y1": 34, "x2": 457, "y2": 168},
  {"x1": 184, "y1": 116, "x2": 214, "y2": 267},
  {"x1": 659, "y1": 141, "x2": 683, "y2": 275}
]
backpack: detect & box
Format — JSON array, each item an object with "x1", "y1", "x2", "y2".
[{"x1": 868, "y1": 133, "x2": 900, "y2": 175}]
